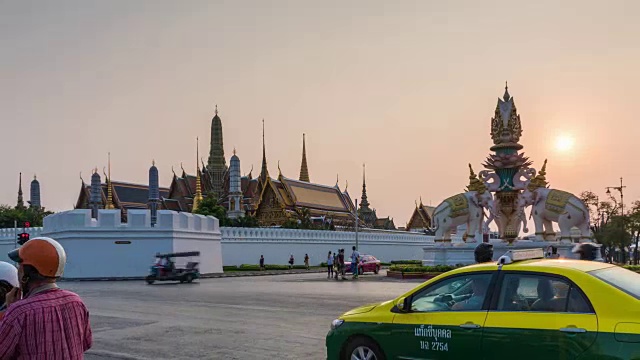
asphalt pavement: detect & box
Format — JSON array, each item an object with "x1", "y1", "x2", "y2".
[{"x1": 68, "y1": 270, "x2": 419, "y2": 360}]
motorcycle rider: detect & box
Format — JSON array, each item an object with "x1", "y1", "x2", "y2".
[
  {"x1": 474, "y1": 242, "x2": 494, "y2": 263},
  {"x1": 0, "y1": 261, "x2": 19, "y2": 320},
  {"x1": 0, "y1": 237, "x2": 93, "y2": 358}
]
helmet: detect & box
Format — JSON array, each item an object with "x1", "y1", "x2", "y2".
[
  {"x1": 571, "y1": 242, "x2": 604, "y2": 262},
  {"x1": 0, "y1": 261, "x2": 18, "y2": 288},
  {"x1": 474, "y1": 243, "x2": 494, "y2": 263},
  {"x1": 8, "y1": 237, "x2": 66, "y2": 278}
]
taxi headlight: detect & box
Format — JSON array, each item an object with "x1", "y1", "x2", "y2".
[{"x1": 331, "y1": 319, "x2": 344, "y2": 330}]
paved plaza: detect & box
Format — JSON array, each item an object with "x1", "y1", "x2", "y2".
[{"x1": 74, "y1": 271, "x2": 418, "y2": 360}]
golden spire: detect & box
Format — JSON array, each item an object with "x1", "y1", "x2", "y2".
[
  {"x1": 528, "y1": 159, "x2": 549, "y2": 190},
  {"x1": 192, "y1": 137, "x2": 203, "y2": 212},
  {"x1": 106, "y1": 152, "x2": 114, "y2": 209},
  {"x1": 345, "y1": 179, "x2": 348, "y2": 192},
  {"x1": 277, "y1": 160, "x2": 282, "y2": 180},
  {"x1": 466, "y1": 163, "x2": 487, "y2": 193},
  {"x1": 299, "y1": 133, "x2": 310, "y2": 182}
]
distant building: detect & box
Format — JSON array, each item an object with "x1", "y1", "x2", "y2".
[{"x1": 406, "y1": 200, "x2": 435, "y2": 233}]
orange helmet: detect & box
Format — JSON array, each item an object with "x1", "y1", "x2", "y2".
[{"x1": 8, "y1": 237, "x2": 66, "y2": 278}]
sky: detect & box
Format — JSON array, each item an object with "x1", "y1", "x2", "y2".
[{"x1": 1, "y1": 0, "x2": 640, "y2": 226}]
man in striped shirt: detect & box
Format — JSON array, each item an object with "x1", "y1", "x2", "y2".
[{"x1": 0, "y1": 237, "x2": 92, "y2": 359}]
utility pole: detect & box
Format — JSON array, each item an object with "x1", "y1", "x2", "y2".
[{"x1": 354, "y1": 199, "x2": 359, "y2": 251}]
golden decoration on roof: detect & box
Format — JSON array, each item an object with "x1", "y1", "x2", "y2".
[
  {"x1": 528, "y1": 159, "x2": 548, "y2": 191},
  {"x1": 192, "y1": 137, "x2": 203, "y2": 212},
  {"x1": 466, "y1": 164, "x2": 487, "y2": 194}
]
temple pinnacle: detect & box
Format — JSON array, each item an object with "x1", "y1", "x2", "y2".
[{"x1": 299, "y1": 133, "x2": 310, "y2": 182}]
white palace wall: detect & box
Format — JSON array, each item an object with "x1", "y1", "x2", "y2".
[
  {"x1": 0, "y1": 216, "x2": 434, "y2": 277},
  {"x1": 220, "y1": 227, "x2": 433, "y2": 266},
  {"x1": 39, "y1": 209, "x2": 222, "y2": 279}
]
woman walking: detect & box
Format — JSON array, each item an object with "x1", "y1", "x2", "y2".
[{"x1": 326, "y1": 251, "x2": 334, "y2": 278}]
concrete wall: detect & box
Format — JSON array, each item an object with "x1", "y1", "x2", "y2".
[
  {"x1": 220, "y1": 227, "x2": 434, "y2": 266},
  {"x1": 41, "y1": 209, "x2": 222, "y2": 279}
]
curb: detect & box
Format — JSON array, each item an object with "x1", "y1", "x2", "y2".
[{"x1": 59, "y1": 269, "x2": 328, "y2": 282}]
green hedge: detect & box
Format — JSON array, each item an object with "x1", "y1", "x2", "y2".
[
  {"x1": 390, "y1": 260, "x2": 422, "y2": 265},
  {"x1": 319, "y1": 262, "x2": 392, "y2": 267},
  {"x1": 224, "y1": 264, "x2": 312, "y2": 271},
  {"x1": 389, "y1": 264, "x2": 464, "y2": 273},
  {"x1": 623, "y1": 265, "x2": 640, "y2": 272}
]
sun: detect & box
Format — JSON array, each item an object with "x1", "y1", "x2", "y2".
[{"x1": 555, "y1": 134, "x2": 575, "y2": 152}]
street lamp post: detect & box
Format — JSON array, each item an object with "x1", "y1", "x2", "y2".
[{"x1": 606, "y1": 177, "x2": 626, "y2": 218}]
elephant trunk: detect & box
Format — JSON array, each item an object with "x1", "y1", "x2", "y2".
[{"x1": 518, "y1": 207, "x2": 529, "y2": 233}]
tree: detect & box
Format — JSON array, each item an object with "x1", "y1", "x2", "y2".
[
  {"x1": 627, "y1": 201, "x2": 640, "y2": 264},
  {"x1": 193, "y1": 193, "x2": 231, "y2": 226},
  {"x1": 230, "y1": 215, "x2": 260, "y2": 228},
  {"x1": 0, "y1": 205, "x2": 54, "y2": 228},
  {"x1": 580, "y1": 191, "x2": 617, "y2": 262}
]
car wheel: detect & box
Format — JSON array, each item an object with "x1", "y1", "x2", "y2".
[
  {"x1": 343, "y1": 337, "x2": 385, "y2": 360},
  {"x1": 374, "y1": 266, "x2": 379, "y2": 274},
  {"x1": 185, "y1": 274, "x2": 194, "y2": 283},
  {"x1": 145, "y1": 276, "x2": 155, "y2": 285},
  {"x1": 358, "y1": 266, "x2": 364, "y2": 275}
]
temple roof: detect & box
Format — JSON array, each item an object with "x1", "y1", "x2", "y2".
[
  {"x1": 406, "y1": 202, "x2": 435, "y2": 230},
  {"x1": 78, "y1": 180, "x2": 169, "y2": 210},
  {"x1": 279, "y1": 176, "x2": 353, "y2": 213}
]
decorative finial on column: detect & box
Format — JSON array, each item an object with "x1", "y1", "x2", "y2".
[
  {"x1": 503, "y1": 81, "x2": 511, "y2": 101},
  {"x1": 106, "y1": 152, "x2": 114, "y2": 209},
  {"x1": 215, "y1": 104, "x2": 218, "y2": 116}
]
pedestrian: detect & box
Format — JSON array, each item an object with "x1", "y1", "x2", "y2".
[
  {"x1": 0, "y1": 262, "x2": 19, "y2": 320},
  {"x1": 259, "y1": 255, "x2": 265, "y2": 271},
  {"x1": 0, "y1": 237, "x2": 93, "y2": 358},
  {"x1": 351, "y1": 246, "x2": 360, "y2": 279},
  {"x1": 304, "y1": 254, "x2": 310, "y2": 270},
  {"x1": 326, "y1": 251, "x2": 334, "y2": 278},
  {"x1": 289, "y1": 254, "x2": 294, "y2": 269}
]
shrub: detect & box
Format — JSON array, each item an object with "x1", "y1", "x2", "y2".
[
  {"x1": 223, "y1": 265, "x2": 238, "y2": 271},
  {"x1": 623, "y1": 265, "x2": 640, "y2": 272},
  {"x1": 390, "y1": 260, "x2": 422, "y2": 265}
]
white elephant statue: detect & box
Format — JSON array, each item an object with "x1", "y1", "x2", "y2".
[
  {"x1": 517, "y1": 187, "x2": 591, "y2": 242},
  {"x1": 431, "y1": 190, "x2": 495, "y2": 243}
]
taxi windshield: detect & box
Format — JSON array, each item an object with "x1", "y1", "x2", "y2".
[{"x1": 589, "y1": 266, "x2": 640, "y2": 300}]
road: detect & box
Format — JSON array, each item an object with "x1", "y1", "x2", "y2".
[{"x1": 69, "y1": 271, "x2": 419, "y2": 360}]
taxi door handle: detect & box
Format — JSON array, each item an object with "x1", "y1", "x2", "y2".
[
  {"x1": 560, "y1": 327, "x2": 587, "y2": 334},
  {"x1": 459, "y1": 323, "x2": 481, "y2": 329}
]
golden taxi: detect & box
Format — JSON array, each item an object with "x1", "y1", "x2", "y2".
[{"x1": 326, "y1": 248, "x2": 640, "y2": 360}]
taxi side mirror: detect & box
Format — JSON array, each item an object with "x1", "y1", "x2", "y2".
[{"x1": 396, "y1": 296, "x2": 411, "y2": 313}]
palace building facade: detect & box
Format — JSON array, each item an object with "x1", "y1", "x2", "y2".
[{"x1": 73, "y1": 107, "x2": 394, "y2": 229}]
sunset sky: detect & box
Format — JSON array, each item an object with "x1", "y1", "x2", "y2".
[{"x1": 1, "y1": 0, "x2": 639, "y2": 226}]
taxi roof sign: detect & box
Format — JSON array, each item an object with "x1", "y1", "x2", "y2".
[{"x1": 498, "y1": 248, "x2": 545, "y2": 265}]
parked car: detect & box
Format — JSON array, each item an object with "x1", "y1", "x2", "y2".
[{"x1": 344, "y1": 254, "x2": 381, "y2": 275}]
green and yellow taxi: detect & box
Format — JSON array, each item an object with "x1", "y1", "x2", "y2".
[{"x1": 326, "y1": 248, "x2": 640, "y2": 360}]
